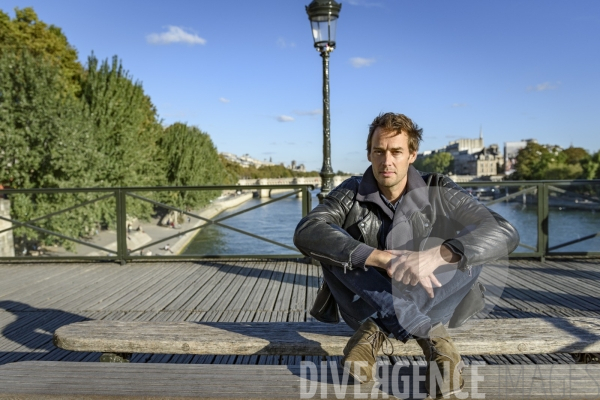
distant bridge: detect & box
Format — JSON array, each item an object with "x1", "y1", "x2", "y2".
[{"x1": 237, "y1": 176, "x2": 354, "y2": 198}]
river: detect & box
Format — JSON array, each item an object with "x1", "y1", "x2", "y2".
[{"x1": 182, "y1": 189, "x2": 600, "y2": 256}]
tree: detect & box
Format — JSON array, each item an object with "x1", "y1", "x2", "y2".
[
  {"x1": 160, "y1": 123, "x2": 230, "y2": 210},
  {"x1": 514, "y1": 143, "x2": 594, "y2": 180},
  {"x1": 413, "y1": 152, "x2": 454, "y2": 174},
  {"x1": 79, "y1": 55, "x2": 166, "y2": 221},
  {"x1": 513, "y1": 142, "x2": 556, "y2": 180},
  {"x1": 0, "y1": 50, "x2": 102, "y2": 248},
  {"x1": 561, "y1": 146, "x2": 590, "y2": 166},
  {"x1": 582, "y1": 151, "x2": 600, "y2": 180},
  {"x1": 0, "y1": 7, "x2": 83, "y2": 96}
]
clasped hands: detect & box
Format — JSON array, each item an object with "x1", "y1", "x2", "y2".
[{"x1": 384, "y1": 245, "x2": 458, "y2": 298}]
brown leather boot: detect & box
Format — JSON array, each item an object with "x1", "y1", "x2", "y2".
[
  {"x1": 416, "y1": 323, "x2": 465, "y2": 399},
  {"x1": 341, "y1": 319, "x2": 393, "y2": 383}
]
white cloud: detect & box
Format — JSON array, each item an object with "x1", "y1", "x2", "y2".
[
  {"x1": 347, "y1": 0, "x2": 384, "y2": 7},
  {"x1": 147, "y1": 26, "x2": 206, "y2": 45},
  {"x1": 277, "y1": 37, "x2": 296, "y2": 49},
  {"x1": 527, "y1": 81, "x2": 560, "y2": 92},
  {"x1": 350, "y1": 57, "x2": 376, "y2": 68},
  {"x1": 451, "y1": 103, "x2": 467, "y2": 108},
  {"x1": 294, "y1": 109, "x2": 322, "y2": 116},
  {"x1": 277, "y1": 115, "x2": 294, "y2": 122},
  {"x1": 219, "y1": 97, "x2": 230, "y2": 103}
]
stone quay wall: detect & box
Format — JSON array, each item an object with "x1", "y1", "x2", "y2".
[{"x1": 0, "y1": 199, "x2": 15, "y2": 257}]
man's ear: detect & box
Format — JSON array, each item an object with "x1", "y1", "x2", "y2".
[
  {"x1": 367, "y1": 150, "x2": 371, "y2": 162},
  {"x1": 408, "y1": 151, "x2": 417, "y2": 164}
]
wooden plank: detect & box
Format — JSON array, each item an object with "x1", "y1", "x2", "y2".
[
  {"x1": 173, "y1": 261, "x2": 240, "y2": 311},
  {"x1": 53, "y1": 317, "x2": 600, "y2": 356},
  {"x1": 116, "y1": 263, "x2": 198, "y2": 311},
  {"x1": 0, "y1": 311, "x2": 85, "y2": 364},
  {"x1": 290, "y1": 262, "x2": 308, "y2": 321},
  {"x1": 37, "y1": 264, "x2": 143, "y2": 310},
  {"x1": 306, "y1": 262, "x2": 321, "y2": 323},
  {"x1": 148, "y1": 263, "x2": 218, "y2": 312},
  {"x1": 235, "y1": 263, "x2": 276, "y2": 322},
  {"x1": 0, "y1": 264, "x2": 81, "y2": 298},
  {"x1": 162, "y1": 261, "x2": 222, "y2": 311},
  {"x1": 97, "y1": 264, "x2": 191, "y2": 311},
  {"x1": 0, "y1": 265, "x2": 110, "y2": 310},
  {"x1": 272, "y1": 260, "x2": 298, "y2": 322},
  {"x1": 527, "y1": 259, "x2": 600, "y2": 301},
  {"x1": 508, "y1": 260, "x2": 600, "y2": 311},
  {"x1": 48, "y1": 265, "x2": 164, "y2": 313},
  {"x1": 200, "y1": 260, "x2": 255, "y2": 314},
  {"x1": 254, "y1": 260, "x2": 287, "y2": 322},
  {"x1": 478, "y1": 267, "x2": 551, "y2": 314},
  {"x1": 53, "y1": 263, "x2": 167, "y2": 311},
  {"x1": 1, "y1": 361, "x2": 600, "y2": 399},
  {"x1": 47, "y1": 268, "x2": 138, "y2": 311},
  {"x1": 220, "y1": 261, "x2": 268, "y2": 322}
]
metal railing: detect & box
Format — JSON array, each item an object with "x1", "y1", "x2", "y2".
[
  {"x1": 463, "y1": 180, "x2": 600, "y2": 259},
  {"x1": 0, "y1": 185, "x2": 313, "y2": 263},
  {"x1": 1, "y1": 180, "x2": 599, "y2": 263}
]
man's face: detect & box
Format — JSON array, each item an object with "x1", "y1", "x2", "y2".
[{"x1": 367, "y1": 128, "x2": 417, "y2": 198}]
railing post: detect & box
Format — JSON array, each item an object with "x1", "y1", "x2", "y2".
[
  {"x1": 301, "y1": 186, "x2": 312, "y2": 217},
  {"x1": 115, "y1": 189, "x2": 128, "y2": 265},
  {"x1": 537, "y1": 183, "x2": 549, "y2": 262}
]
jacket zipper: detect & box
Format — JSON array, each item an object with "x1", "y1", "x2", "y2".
[{"x1": 310, "y1": 252, "x2": 351, "y2": 273}]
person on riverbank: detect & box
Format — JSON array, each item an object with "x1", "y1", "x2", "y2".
[{"x1": 293, "y1": 112, "x2": 519, "y2": 398}]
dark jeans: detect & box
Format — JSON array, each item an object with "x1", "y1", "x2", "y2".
[{"x1": 321, "y1": 263, "x2": 482, "y2": 342}]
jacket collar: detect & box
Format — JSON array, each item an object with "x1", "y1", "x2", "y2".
[{"x1": 356, "y1": 165, "x2": 431, "y2": 220}]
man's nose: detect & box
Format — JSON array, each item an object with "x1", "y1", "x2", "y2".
[{"x1": 382, "y1": 151, "x2": 393, "y2": 164}]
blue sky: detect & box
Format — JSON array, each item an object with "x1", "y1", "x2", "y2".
[{"x1": 4, "y1": 0, "x2": 600, "y2": 173}]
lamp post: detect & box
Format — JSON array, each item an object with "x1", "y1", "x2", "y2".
[{"x1": 306, "y1": 0, "x2": 342, "y2": 203}]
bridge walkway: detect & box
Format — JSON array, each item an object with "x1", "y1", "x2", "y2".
[{"x1": 0, "y1": 258, "x2": 598, "y2": 367}]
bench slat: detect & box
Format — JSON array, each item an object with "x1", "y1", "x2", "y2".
[
  {"x1": 53, "y1": 317, "x2": 600, "y2": 356},
  {"x1": 1, "y1": 361, "x2": 600, "y2": 399}
]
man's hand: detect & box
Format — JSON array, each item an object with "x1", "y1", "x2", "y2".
[
  {"x1": 364, "y1": 245, "x2": 459, "y2": 298},
  {"x1": 385, "y1": 249, "x2": 441, "y2": 298},
  {"x1": 385, "y1": 245, "x2": 459, "y2": 298}
]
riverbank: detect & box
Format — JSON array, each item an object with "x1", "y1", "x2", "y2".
[
  {"x1": 171, "y1": 192, "x2": 252, "y2": 254},
  {"x1": 39, "y1": 192, "x2": 254, "y2": 258}
]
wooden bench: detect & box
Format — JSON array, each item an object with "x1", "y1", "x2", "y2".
[
  {"x1": 0, "y1": 317, "x2": 597, "y2": 399},
  {"x1": 53, "y1": 317, "x2": 600, "y2": 361},
  {"x1": 2, "y1": 360, "x2": 600, "y2": 399}
]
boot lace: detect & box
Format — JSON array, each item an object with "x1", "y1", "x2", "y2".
[{"x1": 366, "y1": 330, "x2": 394, "y2": 358}]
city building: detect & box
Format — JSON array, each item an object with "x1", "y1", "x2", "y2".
[
  {"x1": 220, "y1": 152, "x2": 275, "y2": 168},
  {"x1": 417, "y1": 128, "x2": 504, "y2": 178},
  {"x1": 220, "y1": 152, "x2": 305, "y2": 171}
]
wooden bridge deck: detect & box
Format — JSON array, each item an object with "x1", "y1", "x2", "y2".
[{"x1": 0, "y1": 258, "x2": 598, "y2": 367}]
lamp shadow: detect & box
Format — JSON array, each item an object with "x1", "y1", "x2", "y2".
[{"x1": 0, "y1": 300, "x2": 89, "y2": 366}]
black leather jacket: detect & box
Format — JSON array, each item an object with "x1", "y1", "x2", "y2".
[{"x1": 294, "y1": 166, "x2": 519, "y2": 272}]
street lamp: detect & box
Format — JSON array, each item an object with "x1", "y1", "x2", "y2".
[{"x1": 305, "y1": 0, "x2": 342, "y2": 203}]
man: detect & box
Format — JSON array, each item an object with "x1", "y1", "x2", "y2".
[{"x1": 294, "y1": 113, "x2": 519, "y2": 398}]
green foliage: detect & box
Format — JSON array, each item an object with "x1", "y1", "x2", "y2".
[
  {"x1": 561, "y1": 146, "x2": 590, "y2": 165},
  {"x1": 220, "y1": 156, "x2": 320, "y2": 180},
  {"x1": 413, "y1": 152, "x2": 454, "y2": 174},
  {"x1": 159, "y1": 123, "x2": 229, "y2": 209},
  {"x1": 79, "y1": 55, "x2": 165, "y2": 221},
  {"x1": 0, "y1": 50, "x2": 102, "y2": 248},
  {"x1": 513, "y1": 143, "x2": 594, "y2": 180},
  {"x1": 580, "y1": 151, "x2": 600, "y2": 180},
  {"x1": 0, "y1": 7, "x2": 83, "y2": 96},
  {"x1": 81, "y1": 55, "x2": 165, "y2": 187}
]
